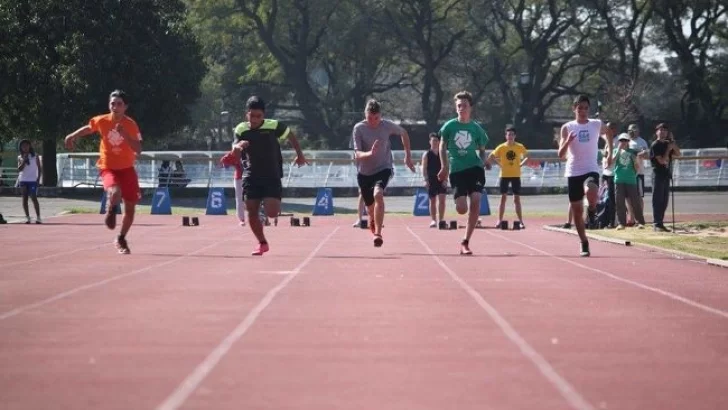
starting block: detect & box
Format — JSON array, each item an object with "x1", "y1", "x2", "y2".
[
  {"x1": 499, "y1": 220, "x2": 509, "y2": 230},
  {"x1": 359, "y1": 219, "x2": 369, "y2": 229},
  {"x1": 182, "y1": 216, "x2": 199, "y2": 227},
  {"x1": 438, "y1": 220, "x2": 448, "y2": 230},
  {"x1": 290, "y1": 216, "x2": 311, "y2": 227},
  {"x1": 449, "y1": 220, "x2": 458, "y2": 230},
  {"x1": 512, "y1": 221, "x2": 523, "y2": 230}
]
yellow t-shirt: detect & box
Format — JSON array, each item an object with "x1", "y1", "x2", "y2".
[{"x1": 492, "y1": 142, "x2": 528, "y2": 178}]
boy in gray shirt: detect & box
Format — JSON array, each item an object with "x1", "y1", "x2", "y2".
[{"x1": 352, "y1": 99, "x2": 415, "y2": 247}]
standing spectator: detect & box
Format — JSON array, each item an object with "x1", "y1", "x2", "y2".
[
  {"x1": 625, "y1": 124, "x2": 649, "y2": 224},
  {"x1": 650, "y1": 123, "x2": 681, "y2": 232},
  {"x1": 612, "y1": 133, "x2": 646, "y2": 230},
  {"x1": 17, "y1": 139, "x2": 42, "y2": 224},
  {"x1": 600, "y1": 122, "x2": 617, "y2": 228}
]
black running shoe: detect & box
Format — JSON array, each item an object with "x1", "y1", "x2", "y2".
[
  {"x1": 580, "y1": 241, "x2": 590, "y2": 257},
  {"x1": 115, "y1": 236, "x2": 130, "y2": 254}
]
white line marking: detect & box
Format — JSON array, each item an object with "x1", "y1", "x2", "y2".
[
  {"x1": 3, "y1": 243, "x2": 112, "y2": 268},
  {"x1": 407, "y1": 227, "x2": 595, "y2": 410},
  {"x1": 3, "y1": 224, "x2": 183, "y2": 268},
  {"x1": 156, "y1": 227, "x2": 340, "y2": 410},
  {"x1": 0, "y1": 240, "x2": 224, "y2": 321},
  {"x1": 488, "y1": 231, "x2": 728, "y2": 320}
]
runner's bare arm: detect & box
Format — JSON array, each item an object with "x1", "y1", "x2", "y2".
[
  {"x1": 285, "y1": 130, "x2": 308, "y2": 166},
  {"x1": 600, "y1": 122, "x2": 614, "y2": 163},
  {"x1": 399, "y1": 128, "x2": 415, "y2": 171},
  {"x1": 557, "y1": 125, "x2": 573, "y2": 159},
  {"x1": 64, "y1": 125, "x2": 95, "y2": 150},
  {"x1": 438, "y1": 136, "x2": 449, "y2": 176}
]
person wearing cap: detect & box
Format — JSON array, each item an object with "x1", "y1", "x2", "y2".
[
  {"x1": 611, "y1": 133, "x2": 646, "y2": 229},
  {"x1": 650, "y1": 123, "x2": 681, "y2": 231},
  {"x1": 624, "y1": 123, "x2": 649, "y2": 224}
]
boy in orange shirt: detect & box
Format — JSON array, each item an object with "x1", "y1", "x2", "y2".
[{"x1": 64, "y1": 90, "x2": 142, "y2": 254}]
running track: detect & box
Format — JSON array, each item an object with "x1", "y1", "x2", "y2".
[{"x1": 1, "y1": 214, "x2": 727, "y2": 410}]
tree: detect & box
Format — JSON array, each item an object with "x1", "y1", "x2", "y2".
[
  {"x1": 468, "y1": 0, "x2": 601, "y2": 145},
  {"x1": 652, "y1": 0, "x2": 727, "y2": 145},
  {"x1": 365, "y1": 0, "x2": 467, "y2": 129},
  {"x1": 0, "y1": 0, "x2": 206, "y2": 185}
]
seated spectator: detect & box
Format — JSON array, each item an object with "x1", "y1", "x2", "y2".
[{"x1": 158, "y1": 161, "x2": 173, "y2": 187}]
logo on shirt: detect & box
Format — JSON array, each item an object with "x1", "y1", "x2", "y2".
[
  {"x1": 108, "y1": 129, "x2": 125, "y2": 153},
  {"x1": 454, "y1": 131, "x2": 472, "y2": 150},
  {"x1": 618, "y1": 151, "x2": 632, "y2": 166},
  {"x1": 578, "y1": 129, "x2": 590, "y2": 142},
  {"x1": 506, "y1": 150, "x2": 516, "y2": 164}
]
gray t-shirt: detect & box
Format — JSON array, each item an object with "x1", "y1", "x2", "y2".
[{"x1": 352, "y1": 119, "x2": 404, "y2": 176}]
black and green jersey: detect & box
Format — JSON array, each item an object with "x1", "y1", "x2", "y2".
[{"x1": 234, "y1": 119, "x2": 290, "y2": 179}]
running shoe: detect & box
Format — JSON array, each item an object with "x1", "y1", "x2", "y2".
[{"x1": 252, "y1": 242, "x2": 270, "y2": 256}]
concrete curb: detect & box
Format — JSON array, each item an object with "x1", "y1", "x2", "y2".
[
  {"x1": 542, "y1": 225, "x2": 632, "y2": 246},
  {"x1": 542, "y1": 224, "x2": 727, "y2": 268}
]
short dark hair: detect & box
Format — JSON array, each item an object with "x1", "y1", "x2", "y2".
[
  {"x1": 572, "y1": 94, "x2": 590, "y2": 107},
  {"x1": 454, "y1": 91, "x2": 473, "y2": 106},
  {"x1": 365, "y1": 99, "x2": 381, "y2": 114},
  {"x1": 246, "y1": 96, "x2": 266, "y2": 111},
  {"x1": 429, "y1": 132, "x2": 440, "y2": 140},
  {"x1": 505, "y1": 126, "x2": 516, "y2": 133},
  {"x1": 109, "y1": 89, "x2": 128, "y2": 105}
]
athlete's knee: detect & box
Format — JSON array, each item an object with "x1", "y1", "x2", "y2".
[
  {"x1": 373, "y1": 188, "x2": 384, "y2": 201},
  {"x1": 513, "y1": 195, "x2": 521, "y2": 204}
]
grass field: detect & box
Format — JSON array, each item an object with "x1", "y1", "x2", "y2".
[{"x1": 594, "y1": 221, "x2": 728, "y2": 260}]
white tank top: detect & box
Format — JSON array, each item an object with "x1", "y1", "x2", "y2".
[
  {"x1": 18, "y1": 154, "x2": 39, "y2": 182},
  {"x1": 563, "y1": 119, "x2": 602, "y2": 177}
]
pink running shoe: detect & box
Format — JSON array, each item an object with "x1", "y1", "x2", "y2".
[{"x1": 252, "y1": 242, "x2": 270, "y2": 256}]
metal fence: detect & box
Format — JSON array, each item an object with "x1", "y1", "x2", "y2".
[{"x1": 1, "y1": 148, "x2": 725, "y2": 189}]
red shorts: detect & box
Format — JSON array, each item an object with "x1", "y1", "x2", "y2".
[{"x1": 100, "y1": 167, "x2": 141, "y2": 203}]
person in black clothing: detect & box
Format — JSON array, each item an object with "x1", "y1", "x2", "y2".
[
  {"x1": 650, "y1": 123, "x2": 681, "y2": 232},
  {"x1": 221, "y1": 96, "x2": 308, "y2": 255},
  {"x1": 421, "y1": 133, "x2": 447, "y2": 227}
]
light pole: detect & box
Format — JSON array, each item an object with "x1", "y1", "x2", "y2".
[
  {"x1": 519, "y1": 72, "x2": 530, "y2": 124},
  {"x1": 219, "y1": 111, "x2": 231, "y2": 150}
]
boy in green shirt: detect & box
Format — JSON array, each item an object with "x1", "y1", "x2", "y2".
[
  {"x1": 438, "y1": 91, "x2": 490, "y2": 255},
  {"x1": 611, "y1": 133, "x2": 646, "y2": 229}
]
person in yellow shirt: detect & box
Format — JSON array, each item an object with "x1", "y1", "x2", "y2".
[{"x1": 487, "y1": 126, "x2": 529, "y2": 228}]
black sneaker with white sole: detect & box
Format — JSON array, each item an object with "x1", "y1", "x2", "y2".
[
  {"x1": 115, "y1": 236, "x2": 131, "y2": 254},
  {"x1": 580, "y1": 241, "x2": 590, "y2": 257}
]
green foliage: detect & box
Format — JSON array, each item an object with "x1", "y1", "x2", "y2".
[{"x1": 0, "y1": 0, "x2": 206, "y2": 146}]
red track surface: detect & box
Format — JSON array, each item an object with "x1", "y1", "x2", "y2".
[{"x1": 1, "y1": 213, "x2": 727, "y2": 410}]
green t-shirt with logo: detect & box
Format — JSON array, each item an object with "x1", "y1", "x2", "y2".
[
  {"x1": 439, "y1": 118, "x2": 489, "y2": 173},
  {"x1": 613, "y1": 148, "x2": 638, "y2": 184}
]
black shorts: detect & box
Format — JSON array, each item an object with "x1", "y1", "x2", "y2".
[
  {"x1": 357, "y1": 168, "x2": 393, "y2": 206},
  {"x1": 499, "y1": 177, "x2": 521, "y2": 195},
  {"x1": 636, "y1": 174, "x2": 645, "y2": 197},
  {"x1": 427, "y1": 176, "x2": 447, "y2": 198},
  {"x1": 449, "y1": 166, "x2": 485, "y2": 199},
  {"x1": 242, "y1": 177, "x2": 282, "y2": 201},
  {"x1": 567, "y1": 172, "x2": 600, "y2": 202}
]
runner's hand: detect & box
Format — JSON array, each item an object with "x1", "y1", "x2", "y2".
[
  {"x1": 293, "y1": 153, "x2": 309, "y2": 167},
  {"x1": 404, "y1": 155, "x2": 415, "y2": 172}
]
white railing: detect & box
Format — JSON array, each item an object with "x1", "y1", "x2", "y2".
[{"x1": 51, "y1": 148, "x2": 728, "y2": 189}]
